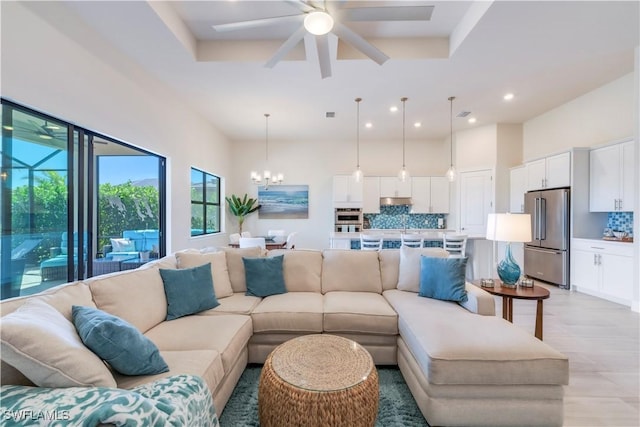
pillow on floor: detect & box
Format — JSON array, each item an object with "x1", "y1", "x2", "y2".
[
  {"x1": 72, "y1": 305, "x2": 169, "y2": 376},
  {"x1": 243, "y1": 255, "x2": 287, "y2": 297},
  {"x1": 418, "y1": 256, "x2": 468, "y2": 302},
  {"x1": 159, "y1": 263, "x2": 220, "y2": 320},
  {"x1": 0, "y1": 299, "x2": 116, "y2": 388},
  {"x1": 397, "y1": 245, "x2": 450, "y2": 292},
  {"x1": 175, "y1": 251, "x2": 234, "y2": 298}
]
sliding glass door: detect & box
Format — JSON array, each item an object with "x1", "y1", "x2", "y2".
[{"x1": 1, "y1": 100, "x2": 165, "y2": 299}]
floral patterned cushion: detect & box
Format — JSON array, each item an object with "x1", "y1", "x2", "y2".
[{"x1": 0, "y1": 374, "x2": 219, "y2": 427}]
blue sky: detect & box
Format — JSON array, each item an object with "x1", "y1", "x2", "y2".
[{"x1": 98, "y1": 156, "x2": 158, "y2": 185}]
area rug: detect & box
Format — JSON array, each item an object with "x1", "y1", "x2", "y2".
[{"x1": 219, "y1": 365, "x2": 429, "y2": 426}]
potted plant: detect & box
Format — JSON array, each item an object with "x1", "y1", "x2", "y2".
[{"x1": 225, "y1": 193, "x2": 260, "y2": 235}]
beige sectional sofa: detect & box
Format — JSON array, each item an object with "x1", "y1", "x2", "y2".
[{"x1": 0, "y1": 247, "x2": 569, "y2": 426}]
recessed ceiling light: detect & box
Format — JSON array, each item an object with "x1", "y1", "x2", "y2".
[
  {"x1": 365, "y1": 122, "x2": 372, "y2": 128},
  {"x1": 468, "y1": 117, "x2": 477, "y2": 124},
  {"x1": 2, "y1": 125, "x2": 13, "y2": 131},
  {"x1": 389, "y1": 106, "x2": 398, "y2": 113},
  {"x1": 414, "y1": 122, "x2": 422, "y2": 128},
  {"x1": 503, "y1": 93, "x2": 514, "y2": 101}
]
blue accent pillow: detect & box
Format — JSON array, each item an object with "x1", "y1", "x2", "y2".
[
  {"x1": 243, "y1": 255, "x2": 287, "y2": 297},
  {"x1": 159, "y1": 263, "x2": 220, "y2": 320},
  {"x1": 418, "y1": 256, "x2": 468, "y2": 302},
  {"x1": 72, "y1": 305, "x2": 169, "y2": 376}
]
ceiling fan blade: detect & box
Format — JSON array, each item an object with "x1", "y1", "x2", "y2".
[
  {"x1": 284, "y1": 0, "x2": 316, "y2": 13},
  {"x1": 265, "y1": 25, "x2": 307, "y2": 68},
  {"x1": 316, "y1": 34, "x2": 332, "y2": 79},
  {"x1": 338, "y1": 6, "x2": 434, "y2": 22},
  {"x1": 332, "y1": 22, "x2": 389, "y2": 65},
  {"x1": 212, "y1": 14, "x2": 303, "y2": 32}
]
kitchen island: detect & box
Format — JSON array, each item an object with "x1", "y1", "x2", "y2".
[{"x1": 329, "y1": 229, "x2": 454, "y2": 250}]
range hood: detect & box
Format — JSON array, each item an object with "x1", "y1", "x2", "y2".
[{"x1": 380, "y1": 197, "x2": 413, "y2": 206}]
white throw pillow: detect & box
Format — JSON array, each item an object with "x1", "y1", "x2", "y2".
[
  {"x1": 110, "y1": 238, "x2": 135, "y2": 252},
  {"x1": 397, "y1": 245, "x2": 450, "y2": 292},
  {"x1": 0, "y1": 299, "x2": 117, "y2": 388},
  {"x1": 175, "y1": 251, "x2": 234, "y2": 298}
]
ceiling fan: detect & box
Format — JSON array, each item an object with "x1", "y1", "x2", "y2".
[{"x1": 212, "y1": 1, "x2": 434, "y2": 79}]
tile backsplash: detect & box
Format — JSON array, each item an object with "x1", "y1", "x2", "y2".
[
  {"x1": 607, "y1": 212, "x2": 634, "y2": 235},
  {"x1": 364, "y1": 205, "x2": 446, "y2": 229}
]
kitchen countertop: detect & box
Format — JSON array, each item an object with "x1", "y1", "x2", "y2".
[{"x1": 330, "y1": 229, "x2": 485, "y2": 240}]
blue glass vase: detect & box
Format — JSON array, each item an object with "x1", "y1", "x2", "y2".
[{"x1": 497, "y1": 243, "x2": 520, "y2": 286}]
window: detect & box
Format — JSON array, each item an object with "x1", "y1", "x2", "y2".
[
  {"x1": 1, "y1": 99, "x2": 167, "y2": 299},
  {"x1": 190, "y1": 168, "x2": 220, "y2": 236}
]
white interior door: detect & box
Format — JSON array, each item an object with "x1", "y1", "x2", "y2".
[{"x1": 459, "y1": 169, "x2": 493, "y2": 236}]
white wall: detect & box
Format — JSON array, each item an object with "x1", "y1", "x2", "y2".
[
  {"x1": 523, "y1": 73, "x2": 634, "y2": 158},
  {"x1": 229, "y1": 138, "x2": 448, "y2": 249},
  {"x1": 1, "y1": 2, "x2": 232, "y2": 252}
]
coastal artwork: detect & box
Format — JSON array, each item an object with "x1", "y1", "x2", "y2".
[{"x1": 258, "y1": 185, "x2": 309, "y2": 219}]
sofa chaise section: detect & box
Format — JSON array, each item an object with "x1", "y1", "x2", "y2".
[{"x1": 384, "y1": 289, "x2": 569, "y2": 427}]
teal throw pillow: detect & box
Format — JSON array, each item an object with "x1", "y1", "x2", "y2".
[
  {"x1": 159, "y1": 263, "x2": 219, "y2": 320},
  {"x1": 418, "y1": 256, "x2": 468, "y2": 303},
  {"x1": 72, "y1": 305, "x2": 169, "y2": 376},
  {"x1": 243, "y1": 255, "x2": 287, "y2": 297}
]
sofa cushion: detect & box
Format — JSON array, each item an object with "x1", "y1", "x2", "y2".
[
  {"x1": 268, "y1": 249, "x2": 323, "y2": 292},
  {"x1": 321, "y1": 250, "x2": 382, "y2": 294},
  {"x1": 114, "y1": 349, "x2": 225, "y2": 395},
  {"x1": 419, "y1": 256, "x2": 468, "y2": 302},
  {"x1": 323, "y1": 291, "x2": 398, "y2": 335},
  {"x1": 397, "y1": 246, "x2": 449, "y2": 292},
  {"x1": 87, "y1": 267, "x2": 167, "y2": 334},
  {"x1": 243, "y1": 255, "x2": 286, "y2": 297},
  {"x1": 72, "y1": 305, "x2": 168, "y2": 376},
  {"x1": 198, "y1": 293, "x2": 262, "y2": 316},
  {"x1": 221, "y1": 247, "x2": 265, "y2": 293},
  {"x1": 0, "y1": 299, "x2": 116, "y2": 388},
  {"x1": 144, "y1": 314, "x2": 252, "y2": 373},
  {"x1": 175, "y1": 251, "x2": 234, "y2": 298},
  {"x1": 159, "y1": 264, "x2": 220, "y2": 320},
  {"x1": 383, "y1": 289, "x2": 569, "y2": 386},
  {"x1": 251, "y1": 293, "x2": 324, "y2": 333},
  {"x1": 379, "y1": 250, "x2": 400, "y2": 291}
]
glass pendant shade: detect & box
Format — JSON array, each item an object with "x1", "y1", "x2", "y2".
[
  {"x1": 398, "y1": 167, "x2": 410, "y2": 182},
  {"x1": 353, "y1": 167, "x2": 363, "y2": 182},
  {"x1": 446, "y1": 165, "x2": 457, "y2": 182},
  {"x1": 497, "y1": 243, "x2": 520, "y2": 286}
]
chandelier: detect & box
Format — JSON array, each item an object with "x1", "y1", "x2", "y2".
[{"x1": 251, "y1": 113, "x2": 283, "y2": 189}]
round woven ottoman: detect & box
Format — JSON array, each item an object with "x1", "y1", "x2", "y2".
[{"x1": 258, "y1": 334, "x2": 379, "y2": 427}]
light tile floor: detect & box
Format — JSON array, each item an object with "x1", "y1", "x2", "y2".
[{"x1": 497, "y1": 283, "x2": 639, "y2": 426}]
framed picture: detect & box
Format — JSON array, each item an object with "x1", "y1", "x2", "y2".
[{"x1": 258, "y1": 185, "x2": 309, "y2": 219}]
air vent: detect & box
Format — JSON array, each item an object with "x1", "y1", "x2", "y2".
[
  {"x1": 326, "y1": 112, "x2": 335, "y2": 118},
  {"x1": 457, "y1": 111, "x2": 471, "y2": 118}
]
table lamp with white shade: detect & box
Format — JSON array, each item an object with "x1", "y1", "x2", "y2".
[{"x1": 486, "y1": 213, "x2": 532, "y2": 287}]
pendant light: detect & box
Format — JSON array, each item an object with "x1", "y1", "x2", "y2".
[
  {"x1": 251, "y1": 113, "x2": 283, "y2": 190},
  {"x1": 446, "y1": 96, "x2": 457, "y2": 182},
  {"x1": 398, "y1": 97, "x2": 410, "y2": 182},
  {"x1": 352, "y1": 97, "x2": 363, "y2": 182}
]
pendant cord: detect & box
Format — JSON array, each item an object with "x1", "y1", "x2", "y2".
[
  {"x1": 355, "y1": 98, "x2": 361, "y2": 168},
  {"x1": 264, "y1": 113, "x2": 270, "y2": 165},
  {"x1": 448, "y1": 97, "x2": 455, "y2": 167},
  {"x1": 401, "y1": 97, "x2": 408, "y2": 168}
]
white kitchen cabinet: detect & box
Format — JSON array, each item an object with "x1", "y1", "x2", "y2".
[
  {"x1": 411, "y1": 177, "x2": 449, "y2": 214},
  {"x1": 332, "y1": 175, "x2": 363, "y2": 207},
  {"x1": 590, "y1": 140, "x2": 635, "y2": 212},
  {"x1": 363, "y1": 176, "x2": 381, "y2": 214},
  {"x1": 379, "y1": 177, "x2": 412, "y2": 198},
  {"x1": 525, "y1": 152, "x2": 571, "y2": 191},
  {"x1": 571, "y1": 239, "x2": 633, "y2": 305},
  {"x1": 509, "y1": 166, "x2": 527, "y2": 213}
]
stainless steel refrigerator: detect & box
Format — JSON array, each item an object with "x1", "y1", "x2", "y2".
[{"x1": 523, "y1": 188, "x2": 570, "y2": 288}]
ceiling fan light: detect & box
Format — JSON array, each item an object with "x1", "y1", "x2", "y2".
[{"x1": 304, "y1": 11, "x2": 334, "y2": 35}]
